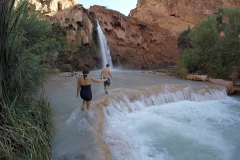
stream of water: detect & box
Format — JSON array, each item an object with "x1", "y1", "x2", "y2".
[
  {"x1": 45, "y1": 71, "x2": 240, "y2": 160},
  {"x1": 96, "y1": 21, "x2": 113, "y2": 69}
]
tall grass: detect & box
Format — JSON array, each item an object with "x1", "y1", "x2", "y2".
[{"x1": 0, "y1": 0, "x2": 55, "y2": 159}]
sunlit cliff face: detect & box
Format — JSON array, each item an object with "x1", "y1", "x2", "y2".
[
  {"x1": 129, "y1": 0, "x2": 240, "y2": 32},
  {"x1": 15, "y1": 0, "x2": 76, "y2": 16},
  {"x1": 90, "y1": 5, "x2": 180, "y2": 70}
]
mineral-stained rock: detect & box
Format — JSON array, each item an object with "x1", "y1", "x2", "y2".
[
  {"x1": 49, "y1": 4, "x2": 101, "y2": 70},
  {"x1": 15, "y1": 0, "x2": 76, "y2": 17},
  {"x1": 129, "y1": 0, "x2": 240, "y2": 32},
  {"x1": 90, "y1": 5, "x2": 180, "y2": 70},
  {"x1": 50, "y1": 4, "x2": 94, "y2": 44},
  {"x1": 186, "y1": 75, "x2": 209, "y2": 81},
  {"x1": 61, "y1": 64, "x2": 73, "y2": 72}
]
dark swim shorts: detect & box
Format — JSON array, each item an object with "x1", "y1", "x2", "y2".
[{"x1": 104, "y1": 77, "x2": 111, "y2": 87}]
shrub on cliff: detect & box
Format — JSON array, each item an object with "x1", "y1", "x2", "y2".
[
  {"x1": 174, "y1": 57, "x2": 188, "y2": 78},
  {"x1": 0, "y1": 0, "x2": 55, "y2": 159},
  {"x1": 178, "y1": 7, "x2": 240, "y2": 79},
  {"x1": 180, "y1": 48, "x2": 198, "y2": 73},
  {"x1": 177, "y1": 26, "x2": 192, "y2": 50}
]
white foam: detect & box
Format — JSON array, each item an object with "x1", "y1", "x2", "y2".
[
  {"x1": 65, "y1": 107, "x2": 81, "y2": 126},
  {"x1": 102, "y1": 88, "x2": 240, "y2": 160},
  {"x1": 76, "y1": 118, "x2": 91, "y2": 136}
]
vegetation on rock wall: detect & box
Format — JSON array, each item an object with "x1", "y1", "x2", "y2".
[
  {"x1": 0, "y1": 0, "x2": 55, "y2": 159},
  {"x1": 52, "y1": 21, "x2": 99, "y2": 71},
  {"x1": 177, "y1": 26, "x2": 192, "y2": 50},
  {"x1": 176, "y1": 7, "x2": 240, "y2": 79}
]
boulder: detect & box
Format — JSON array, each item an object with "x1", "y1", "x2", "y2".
[
  {"x1": 186, "y1": 75, "x2": 209, "y2": 81},
  {"x1": 61, "y1": 64, "x2": 73, "y2": 72}
]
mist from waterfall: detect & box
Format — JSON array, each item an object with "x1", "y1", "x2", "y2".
[{"x1": 96, "y1": 20, "x2": 113, "y2": 69}]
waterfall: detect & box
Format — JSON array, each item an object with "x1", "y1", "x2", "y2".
[{"x1": 96, "y1": 20, "x2": 113, "y2": 69}]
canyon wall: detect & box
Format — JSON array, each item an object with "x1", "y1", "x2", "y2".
[
  {"x1": 129, "y1": 0, "x2": 240, "y2": 32},
  {"x1": 23, "y1": 0, "x2": 240, "y2": 70},
  {"x1": 50, "y1": 4, "x2": 101, "y2": 70},
  {"x1": 50, "y1": 4, "x2": 180, "y2": 70},
  {"x1": 90, "y1": 6, "x2": 179, "y2": 69}
]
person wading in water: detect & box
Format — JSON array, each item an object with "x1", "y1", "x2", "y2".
[
  {"x1": 76, "y1": 68, "x2": 107, "y2": 111},
  {"x1": 100, "y1": 64, "x2": 113, "y2": 95}
]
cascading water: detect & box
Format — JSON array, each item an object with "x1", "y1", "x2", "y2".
[
  {"x1": 46, "y1": 71, "x2": 240, "y2": 160},
  {"x1": 99, "y1": 85, "x2": 240, "y2": 160},
  {"x1": 96, "y1": 20, "x2": 113, "y2": 69}
]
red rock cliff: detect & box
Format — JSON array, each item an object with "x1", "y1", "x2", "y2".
[
  {"x1": 129, "y1": 0, "x2": 240, "y2": 32},
  {"x1": 90, "y1": 5, "x2": 179, "y2": 69},
  {"x1": 16, "y1": 0, "x2": 76, "y2": 16},
  {"x1": 50, "y1": 4, "x2": 101, "y2": 70}
]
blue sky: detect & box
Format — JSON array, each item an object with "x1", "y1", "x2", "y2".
[{"x1": 77, "y1": 0, "x2": 138, "y2": 16}]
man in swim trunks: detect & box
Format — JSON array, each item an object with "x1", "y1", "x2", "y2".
[{"x1": 100, "y1": 64, "x2": 113, "y2": 95}]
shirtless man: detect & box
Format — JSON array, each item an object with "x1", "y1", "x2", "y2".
[{"x1": 100, "y1": 64, "x2": 113, "y2": 95}]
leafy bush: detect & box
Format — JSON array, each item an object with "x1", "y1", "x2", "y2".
[
  {"x1": 177, "y1": 26, "x2": 192, "y2": 49},
  {"x1": 178, "y1": 7, "x2": 240, "y2": 79},
  {"x1": 174, "y1": 56, "x2": 188, "y2": 78},
  {"x1": 181, "y1": 48, "x2": 198, "y2": 73},
  {"x1": 0, "y1": 1, "x2": 55, "y2": 159},
  {"x1": 188, "y1": 15, "x2": 219, "y2": 74}
]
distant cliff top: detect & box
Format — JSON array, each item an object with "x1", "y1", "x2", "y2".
[
  {"x1": 129, "y1": 0, "x2": 240, "y2": 31},
  {"x1": 15, "y1": 0, "x2": 77, "y2": 16}
]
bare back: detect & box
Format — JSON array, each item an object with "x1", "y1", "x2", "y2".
[
  {"x1": 101, "y1": 67, "x2": 111, "y2": 78},
  {"x1": 77, "y1": 75, "x2": 105, "y2": 87},
  {"x1": 76, "y1": 74, "x2": 107, "y2": 103},
  {"x1": 78, "y1": 76, "x2": 92, "y2": 86}
]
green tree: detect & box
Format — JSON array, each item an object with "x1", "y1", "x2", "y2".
[
  {"x1": 181, "y1": 48, "x2": 198, "y2": 73},
  {"x1": 213, "y1": 7, "x2": 226, "y2": 33},
  {"x1": 222, "y1": 7, "x2": 240, "y2": 77},
  {"x1": 178, "y1": 7, "x2": 240, "y2": 79},
  {"x1": 177, "y1": 26, "x2": 192, "y2": 49},
  {"x1": 189, "y1": 15, "x2": 219, "y2": 74}
]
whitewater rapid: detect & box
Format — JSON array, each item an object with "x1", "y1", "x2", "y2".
[{"x1": 101, "y1": 87, "x2": 240, "y2": 160}]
